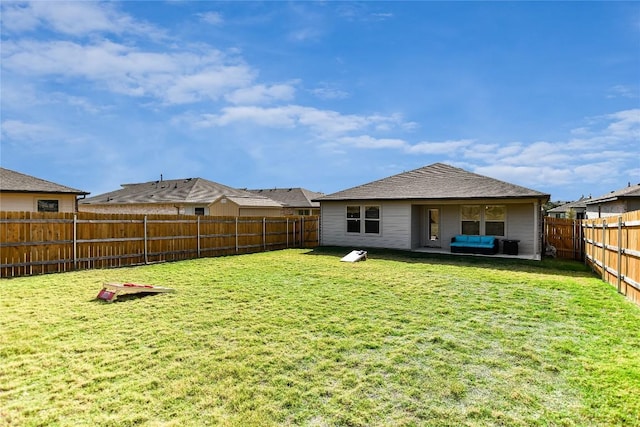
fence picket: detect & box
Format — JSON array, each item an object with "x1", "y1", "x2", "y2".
[{"x1": 0, "y1": 212, "x2": 319, "y2": 278}]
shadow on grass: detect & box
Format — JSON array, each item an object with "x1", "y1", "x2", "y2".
[
  {"x1": 304, "y1": 246, "x2": 594, "y2": 277},
  {"x1": 91, "y1": 292, "x2": 161, "y2": 304}
]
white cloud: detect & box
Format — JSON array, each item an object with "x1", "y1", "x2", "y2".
[
  {"x1": 191, "y1": 105, "x2": 412, "y2": 138},
  {"x1": 604, "y1": 109, "x2": 640, "y2": 139},
  {"x1": 406, "y1": 139, "x2": 474, "y2": 154},
  {"x1": 338, "y1": 135, "x2": 407, "y2": 149},
  {"x1": 1, "y1": 119, "x2": 55, "y2": 142},
  {"x1": 225, "y1": 83, "x2": 297, "y2": 105},
  {"x1": 310, "y1": 84, "x2": 349, "y2": 100},
  {"x1": 198, "y1": 11, "x2": 224, "y2": 26},
  {"x1": 2, "y1": 39, "x2": 254, "y2": 105},
  {"x1": 607, "y1": 85, "x2": 637, "y2": 99},
  {"x1": 0, "y1": 1, "x2": 164, "y2": 38}
]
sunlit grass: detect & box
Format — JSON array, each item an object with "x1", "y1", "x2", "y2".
[{"x1": 1, "y1": 248, "x2": 639, "y2": 426}]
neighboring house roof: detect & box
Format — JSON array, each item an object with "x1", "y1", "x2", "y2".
[
  {"x1": 0, "y1": 167, "x2": 88, "y2": 195},
  {"x1": 316, "y1": 163, "x2": 550, "y2": 201},
  {"x1": 547, "y1": 198, "x2": 591, "y2": 213},
  {"x1": 585, "y1": 183, "x2": 640, "y2": 205},
  {"x1": 247, "y1": 188, "x2": 325, "y2": 208},
  {"x1": 80, "y1": 177, "x2": 281, "y2": 207}
]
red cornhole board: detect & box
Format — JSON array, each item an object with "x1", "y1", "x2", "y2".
[{"x1": 97, "y1": 283, "x2": 174, "y2": 302}]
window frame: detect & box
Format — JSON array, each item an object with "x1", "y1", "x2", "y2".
[
  {"x1": 364, "y1": 205, "x2": 380, "y2": 234},
  {"x1": 484, "y1": 205, "x2": 506, "y2": 237},
  {"x1": 37, "y1": 199, "x2": 59, "y2": 213},
  {"x1": 346, "y1": 205, "x2": 362, "y2": 233},
  {"x1": 346, "y1": 205, "x2": 381, "y2": 235},
  {"x1": 460, "y1": 204, "x2": 507, "y2": 237}
]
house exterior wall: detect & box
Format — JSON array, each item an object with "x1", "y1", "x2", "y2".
[
  {"x1": 586, "y1": 200, "x2": 626, "y2": 219},
  {"x1": 320, "y1": 199, "x2": 541, "y2": 257},
  {"x1": 586, "y1": 200, "x2": 640, "y2": 219},
  {"x1": 283, "y1": 207, "x2": 321, "y2": 216},
  {"x1": 1, "y1": 193, "x2": 78, "y2": 213},
  {"x1": 504, "y1": 203, "x2": 536, "y2": 256},
  {"x1": 320, "y1": 201, "x2": 412, "y2": 249},
  {"x1": 209, "y1": 200, "x2": 282, "y2": 217},
  {"x1": 209, "y1": 199, "x2": 240, "y2": 216}
]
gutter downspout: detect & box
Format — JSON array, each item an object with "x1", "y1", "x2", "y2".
[{"x1": 75, "y1": 194, "x2": 87, "y2": 213}]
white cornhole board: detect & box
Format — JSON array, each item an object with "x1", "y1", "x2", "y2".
[{"x1": 340, "y1": 250, "x2": 367, "y2": 262}]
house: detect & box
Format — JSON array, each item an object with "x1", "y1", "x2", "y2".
[
  {"x1": 247, "y1": 188, "x2": 324, "y2": 216},
  {"x1": 585, "y1": 183, "x2": 640, "y2": 219},
  {"x1": 79, "y1": 177, "x2": 283, "y2": 217},
  {"x1": 315, "y1": 163, "x2": 550, "y2": 259},
  {"x1": 0, "y1": 167, "x2": 89, "y2": 213},
  {"x1": 547, "y1": 197, "x2": 590, "y2": 219}
]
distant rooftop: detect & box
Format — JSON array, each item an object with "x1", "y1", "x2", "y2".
[
  {"x1": 247, "y1": 188, "x2": 324, "y2": 208},
  {"x1": 0, "y1": 167, "x2": 88, "y2": 195},
  {"x1": 81, "y1": 177, "x2": 281, "y2": 207}
]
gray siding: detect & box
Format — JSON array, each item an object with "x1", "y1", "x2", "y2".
[
  {"x1": 320, "y1": 201, "x2": 411, "y2": 249},
  {"x1": 505, "y1": 203, "x2": 536, "y2": 255},
  {"x1": 320, "y1": 200, "x2": 541, "y2": 257}
]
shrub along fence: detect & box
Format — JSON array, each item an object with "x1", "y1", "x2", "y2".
[
  {"x1": 0, "y1": 211, "x2": 319, "y2": 278},
  {"x1": 583, "y1": 210, "x2": 640, "y2": 305}
]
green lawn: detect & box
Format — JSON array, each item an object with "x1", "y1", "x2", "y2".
[{"x1": 1, "y1": 248, "x2": 639, "y2": 427}]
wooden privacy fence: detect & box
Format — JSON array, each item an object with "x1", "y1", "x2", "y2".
[
  {"x1": 583, "y1": 210, "x2": 640, "y2": 306},
  {"x1": 544, "y1": 217, "x2": 583, "y2": 260},
  {"x1": 0, "y1": 212, "x2": 319, "y2": 278}
]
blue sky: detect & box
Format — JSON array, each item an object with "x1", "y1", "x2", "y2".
[{"x1": 1, "y1": 1, "x2": 639, "y2": 201}]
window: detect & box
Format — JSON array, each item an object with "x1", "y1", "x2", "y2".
[
  {"x1": 364, "y1": 206, "x2": 380, "y2": 234},
  {"x1": 37, "y1": 199, "x2": 59, "y2": 212},
  {"x1": 347, "y1": 206, "x2": 361, "y2": 233},
  {"x1": 460, "y1": 204, "x2": 507, "y2": 236},
  {"x1": 194, "y1": 207, "x2": 205, "y2": 216},
  {"x1": 298, "y1": 209, "x2": 310, "y2": 216},
  {"x1": 461, "y1": 205, "x2": 480, "y2": 235},
  {"x1": 485, "y1": 205, "x2": 506, "y2": 236},
  {"x1": 347, "y1": 205, "x2": 381, "y2": 234}
]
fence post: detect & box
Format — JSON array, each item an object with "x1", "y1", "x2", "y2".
[
  {"x1": 618, "y1": 216, "x2": 623, "y2": 294},
  {"x1": 263, "y1": 218, "x2": 266, "y2": 251},
  {"x1": 601, "y1": 220, "x2": 606, "y2": 281},
  {"x1": 301, "y1": 216, "x2": 305, "y2": 247},
  {"x1": 197, "y1": 216, "x2": 201, "y2": 258},
  {"x1": 73, "y1": 214, "x2": 78, "y2": 270},
  {"x1": 235, "y1": 217, "x2": 239, "y2": 253},
  {"x1": 286, "y1": 218, "x2": 289, "y2": 248},
  {"x1": 144, "y1": 215, "x2": 148, "y2": 264}
]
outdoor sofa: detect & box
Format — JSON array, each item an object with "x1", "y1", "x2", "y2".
[{"x1": 450, "y1": 235, "x2": 499, "y2": 255}]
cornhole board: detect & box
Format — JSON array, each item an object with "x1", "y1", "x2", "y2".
[
  {"x1": 340, "y1": 250, "x2": 367, "y2": 262},
  {"x1": 97, "y1": 283, "x2": 175, "y2": 302}
]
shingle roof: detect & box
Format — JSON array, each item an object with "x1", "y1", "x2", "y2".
[
  {"x1": 585, "y1": 183, "x2": 640, "y2": 204},
  {"x1": 0, "y1": 167, "x2": 88, "y2": 195},
  {"x1": 80, "y1": 177, "x2": 281, "y2": 207},
  {"x1": 247, "y1": 188, "x2": 324, "y2": 208},
  {"x1": 316, "y1": 163, "x2": 550, "y2": 201},
  {"x1": 547, "y1": 198, "x2": 591, "y2": 213}
]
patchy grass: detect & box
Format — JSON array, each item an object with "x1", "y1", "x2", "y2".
[{"x1": 1, "y1": 248, "x2": 639, "y2": 426}]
